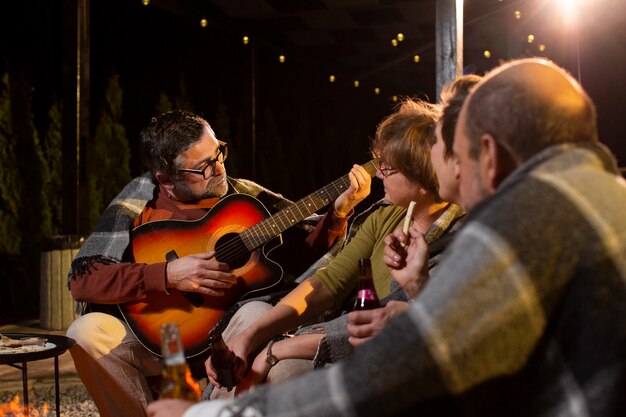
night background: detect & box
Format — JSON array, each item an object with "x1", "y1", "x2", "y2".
[{"x1": 1, "y1": 0, "x2": 625, "y2": 323}]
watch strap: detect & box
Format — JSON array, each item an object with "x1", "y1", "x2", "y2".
[{"x1": 266, "y1": 338, "x2": 279, "y2": 367}]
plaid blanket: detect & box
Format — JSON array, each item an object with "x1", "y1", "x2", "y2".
[{"x1": 69, "y1": 173, "x2": 157, "y2": 277}]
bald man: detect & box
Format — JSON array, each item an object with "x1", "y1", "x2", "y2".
[{"x1": 147, "y1": 59, "x2": 626, "y2": 417}]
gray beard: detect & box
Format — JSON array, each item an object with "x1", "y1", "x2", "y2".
[{"x1": 175, "y1": 176, "x2": 229, "y2": 201}]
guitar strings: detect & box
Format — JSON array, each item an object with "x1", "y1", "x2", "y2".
[{"x1": 213, "y1": 161, "x2": 379, "y2": 265}]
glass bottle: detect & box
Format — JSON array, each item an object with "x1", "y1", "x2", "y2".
[
  {"x1": 353, "y1": 258, "x2": 381, "y2": 311},
  {"x1": 159, "y1": 323, "x2": 201, "y2": 401},
  {"x1": 208, "y1": 329, "x2": 239, "y2": 389}
]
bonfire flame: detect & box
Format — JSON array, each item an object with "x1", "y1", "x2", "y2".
[{"x1": 0, "y1": 396, "x2": 49, "y2": 417}]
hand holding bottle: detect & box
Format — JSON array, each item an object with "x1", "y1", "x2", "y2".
[
  {"x1": 207, "y1": 329, "x2": 241, "y2": 390},
  {"x1": 347, "y1": 300, "x2": 410, "y2": 346},
  {"x1": 159, "y1": 323, "x2": 202, "y2": 401}
]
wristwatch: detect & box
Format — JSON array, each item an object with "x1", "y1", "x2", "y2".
[{"x1": 265, "y1": 339, "x2": 279, "y2": 367}]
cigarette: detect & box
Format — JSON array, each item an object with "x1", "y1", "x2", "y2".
[{"x1": 401, "y1": 201, "x2": 416, "y2": 247}]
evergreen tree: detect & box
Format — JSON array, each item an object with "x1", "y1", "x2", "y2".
[
  {"x1": 42, "y1": 100, "x2": 63, "y2": 234},
  {"x1": 87, "y1": 71, "x2": 131, "y2": 228},
  {"x1": 0, "y1": 73, "x2": 21, "y2": 254},
  {"x1": 174, "y1": 74, "x2": 193, "y2": 111},
  {"x1": 7, "y1": 69, "x2": 53, "y2": 248},
  {"x1": 214, "y1": 102, "x2": 240, "y2": 177},
  {"x1": 155, "y1": 91, "x2": 172, "y2": 115}
]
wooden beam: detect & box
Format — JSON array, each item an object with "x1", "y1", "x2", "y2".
[{"x1": 436, "y1": 0, "x2": 464, "y2": 100}]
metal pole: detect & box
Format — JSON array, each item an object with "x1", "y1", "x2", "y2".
[
  {"x1": 62, "y1": 0, "x2": 89, "y2": 234},
  {"x1": 436, "y1": 0, "x2": 464, "y2": 99},
  {"x1": 251, "y1": 42, "x2": 257, "y2": 180}
]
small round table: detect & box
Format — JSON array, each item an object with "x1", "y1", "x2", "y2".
[{"x1": 0, "y1": 333, "x2": 75, "y2": 417}]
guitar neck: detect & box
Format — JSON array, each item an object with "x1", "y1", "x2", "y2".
[{"x1": 241, "y1": 159, "x2": 379, "y2": 250}]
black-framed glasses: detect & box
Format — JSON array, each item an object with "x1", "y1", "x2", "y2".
[
  {"x1": 177, "y1": 141, "x2": 228, "y2": 179},
  {"x1": 378, "y1": 162, "x2": 398, "y2": 178}
]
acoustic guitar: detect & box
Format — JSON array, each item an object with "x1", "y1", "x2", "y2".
[{"x1": 119, "y1": 159, "x2": 379, "y2": 358}]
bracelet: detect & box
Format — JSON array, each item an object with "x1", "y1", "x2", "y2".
[{"x1": 265, "y1": 339, "x2": 279, "y2": 367}]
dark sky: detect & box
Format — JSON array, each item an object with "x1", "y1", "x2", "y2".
[{"x1": 1, "y1": 0, "x2": 625, "y2": 189}]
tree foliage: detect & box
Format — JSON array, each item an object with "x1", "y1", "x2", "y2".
[
  {"x1": 0, "y1": 73, "x2": 22, "y2": 254},
  {"x1": 42, "y1": 100, "x2": 63, "y2": 235},
  {"x1": 87, "y1": 71, "x2": 131, "y2": 228},
  {"x1": 155, "y1": 91, "x2": 173, "y2": 116}
]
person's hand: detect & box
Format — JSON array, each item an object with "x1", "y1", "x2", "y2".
[
  {"x1": 166, "y1": 251, "x2": 236, "y2": 296},
  {"x1": 233, "y1": 345, "x2": 273, "y2": 394},
  {"x1": 146, "y1": 399, "x2": 193, "y2": 417},
  {"x1": 205, "y1": 331, "x2": 253, "y2": 389},
  {"x1": 347, "y1": 301, "x2": 410, "y2": 346},
  {"x1": 384, "y1": 225, "x2": 430, "y2": 298},
  {"x1": 383, "y1": 226, "x2": 410, "y2": 269},
  {"x1": 334, "y1": 164, "x2": 372, "y2": 218}
]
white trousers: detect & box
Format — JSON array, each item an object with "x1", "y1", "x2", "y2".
[{"x1": 66, "y1": 312, "x2": 162, "y2": 417}]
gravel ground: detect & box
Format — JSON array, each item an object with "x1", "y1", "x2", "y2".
[{"x1": 0, "y1": 383, "x2": 99, "y2": 416}]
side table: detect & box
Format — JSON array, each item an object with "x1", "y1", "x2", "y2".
[{"x1": 0, "y1": 333, "x2": 75, "y2": 417}]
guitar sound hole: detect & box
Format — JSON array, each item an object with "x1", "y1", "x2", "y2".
[{"x1": 215, "y1": 233, "x2": 251, "y2": 269}]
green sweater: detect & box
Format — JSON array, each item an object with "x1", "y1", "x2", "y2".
[{"x1": 316, "y1": 203, "x2": 464, "y2": 307}]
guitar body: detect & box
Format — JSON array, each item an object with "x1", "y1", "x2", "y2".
[{"x1": 121, "y1": 194, "x2": 284, "y2": 358}]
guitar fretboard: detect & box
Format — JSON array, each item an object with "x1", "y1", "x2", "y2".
[{"x1": 241, "y1": 159, "x2": 379, "y2": 250}]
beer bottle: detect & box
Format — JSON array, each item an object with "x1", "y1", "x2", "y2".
[
  {"x1": 208, "y1": 329, "x2": 239, "y2": 389},
  {"x1": 159, "y1": 323, "x2": 201, "y2": 401},
  {"x1": 353, "y1": 258, "x2": 381, "y2": 311}
]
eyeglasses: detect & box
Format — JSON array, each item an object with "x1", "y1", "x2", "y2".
[
  {"x1": 177, "y1": 141, "x2": 228, "y2": 179},
  {"x1": 378, "y1": 163, "x2": 399, "y2": 178}
]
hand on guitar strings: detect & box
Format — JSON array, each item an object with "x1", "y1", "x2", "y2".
[
  {"x1": 333, "y1": 164, "x2": 372, "y2": 218},
  {"x1": 165, "y1": 250, "x2": 237, "y2": 296}
]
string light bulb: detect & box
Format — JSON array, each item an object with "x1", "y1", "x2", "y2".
[
  {"x1": 391, "y1": 39, "x2": 398, "y2": 47},
  {"x1": 200, "y1": 18, "x2": 208, "y2": 28},
  {"x1": 538, "y1": 44, "x2": 546, "y2": 52},
  {"x1": 354, "y1": 80, "x2": 360, "y2": 88},
  {"x1": 243, "y1": 36, "x2": 249, "y2": 45},
  {"x1": 374, "y1": 87, "x2": 381, "y2": 95},
  {"x1": 484, "y1": 50, "x2": 492, "y2": 58},
  {"x1": 329, "y1": 75, "x2": 336, "y2": 83},
  {"x1": 397, "y1": 33, "x2": 405, "y2": 42},
  {"x1": 527, "y1": 34, "x2": 535, "y2": 43},
  {"x1": 278, "y1": 55, "x2": 286, "y2": 63},
  {"x1": 413, "y1": 55, "x2": 420, "y2": 63},
  {"x1": 514, "y1": 10, "x2": 522, "y2": 19},
  {"x1": 392, "y1": 95, "x2": 398, "y2": 102},
  {"x1": 558, "y1": 0, "x2": 583, "y2": 25},
  {"x1": 142, "y1": 0, "x2": 149, "y2": 5}
]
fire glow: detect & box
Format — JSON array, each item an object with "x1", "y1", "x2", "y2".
[{"x1": 0, "y1": 396, "x2": 49, "y2": 417}]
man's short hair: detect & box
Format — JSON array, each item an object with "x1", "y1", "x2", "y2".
[
  {"x1": 139, "y1": 110, "x2": 214, "y2": 176},
  {"x1": 464, "y1": 58, "x2": 598, "y2": 162},
  {"x1": 439, "y1": 75, "x2": 482, "y2": 159}
]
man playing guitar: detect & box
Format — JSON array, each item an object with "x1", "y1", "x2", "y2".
[{"x1": 66, "y1": 110, "x2": 372, "y2": 417}]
